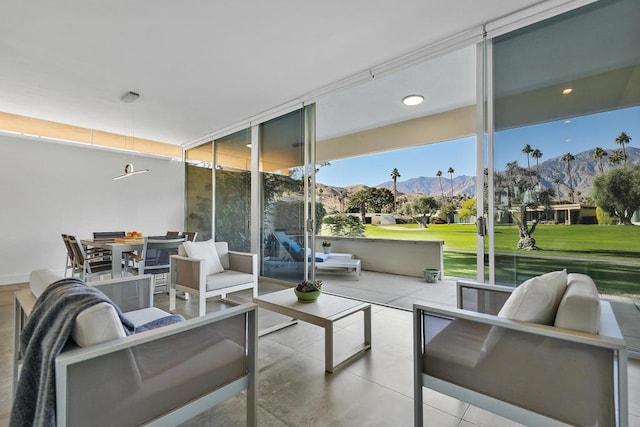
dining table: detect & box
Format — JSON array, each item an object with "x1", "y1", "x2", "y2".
[{"x1": 81, "y1": 238, "x2": 144, "y2": 277}]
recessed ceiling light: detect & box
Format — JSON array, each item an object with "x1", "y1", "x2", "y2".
[
  {"x1": 562, "y1": 88, "x2": 573, "y2": 95},
  {"x1": 402, "y1": 94, "x2": 424, "y2": 106}
]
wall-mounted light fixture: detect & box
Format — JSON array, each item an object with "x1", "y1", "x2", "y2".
[{"x1": 112, "y1": 163, "x2": 149, "y2": 180}]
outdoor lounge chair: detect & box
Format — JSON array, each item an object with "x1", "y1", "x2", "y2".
[
  {"x1": 13, "y1": 269, "x2": 258, "y2": 426},
  {"x1": 414, "y1": 271, "x2": 628, "y2": 427}
]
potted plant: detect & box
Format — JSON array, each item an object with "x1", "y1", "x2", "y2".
[
  {"x1": 423, "y1": 268, "x2": 440, "y2": 283},
  {"x1": 294, "y1": 280, "x2": 323, "y2": 302},
  {"x1": 322, "y1": 241, "x2": 332, "y2": 254}
]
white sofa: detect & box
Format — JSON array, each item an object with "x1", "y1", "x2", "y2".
[
  {"x1": 414, "y1": 271, "x2": 628, "y2": 427},
  {"x1": 169, "y1": 240, "x2": 258, "y2": 316},
  {"x1": 14, "y1": 269, "x2": 258, "y2": 426}
]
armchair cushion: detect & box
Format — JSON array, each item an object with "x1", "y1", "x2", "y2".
[
  {"x1": 206, "y1": 270, "x2": 255, "y2": 291},
  {"x1": 498, "y1": 269, "x2": 567, "y2": 325},
  {"x1": 554, "y1": 273, "x2": 601, "y2": 333},
  {"x1": 183, "y1": 240, "x2": 224, "y2": 275}
]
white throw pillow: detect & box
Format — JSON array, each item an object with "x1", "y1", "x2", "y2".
[
  {"x1": 183, "y1": 240, "x2": 225, "y2": 275},
  {"x1": 498, "y1": 270, "x2": 567, "y2": 325},
  {"x1": 554, "y1": 273, "x2": 601, "y2": 334},
  {"x1": 72, "y1": 302, "x2": 127, "y2": 347}
]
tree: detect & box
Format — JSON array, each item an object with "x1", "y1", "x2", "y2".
[
  {"x1": 608, "y1": 148, "x2": 626, "y2": 166},
  {"x1": 522, "y1": 144, "x2": 533, "y2": 169},
  {"x1": 436, "y1": 170, "x2": 445, "y2": 206},
  {"x1": 562, "y1": 152, "x2": 575, "y2": 202},
  {"x1": 592, "y1": 164, "x2": 640, "y2": 225},
  {"x1": 336, "y1": 189, "x2": 347, "y2": 212},
  {"x1": 614, "y1": 131, "x2": 632, "y2": 164},
  {"x1": 346, "y1": 187, "x2": 395, "y2": 222},
  {"x1": 531, "y1": 149, "x2": 543, "y2": 175},
  {"x1": 390, "y1": 168, "x2": 401, "y2": 213},
  {"x1": 496, "y1": 161, "x2": 554, "y2": 250},
  {"x1": 552, "y1": 178, "x2": 561, "y2": 201},
  {"x1": 323, "y1": 213, "x2": 366, "y2": 237},
  {"x1": 408, "y1": 196, "x2": 438, "y2": 228},
  {"x1": 593, "y1": 147, "x2": 608, "y2": 174},
  {"x1": 447, "y1": 167, "x2": 455, "y2": 198},
  {"x1": 458, "y1": 198, "x2": 476, "y2": 220}
]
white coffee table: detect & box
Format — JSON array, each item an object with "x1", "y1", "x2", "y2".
[{"x1": 254, "y1": 289, "x2": 371, "y2": 373}]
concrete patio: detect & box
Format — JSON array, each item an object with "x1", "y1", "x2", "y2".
[{"x1": 2, "y1": 271, "x2": 639, "y2": 426}]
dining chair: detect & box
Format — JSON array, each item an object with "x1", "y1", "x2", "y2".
[
  {"x1": 61, "y1": 234, "x2": 78, "y2": 277},
  {"x1": 166, "y1": 231, "x2": 181, "y2": 237},
  {"x1": 182, "y1": 231, "x2": 198, "y2": 242},
  {"x1": 128, "y1": 237, "x2": 185, "y2": 292},
  {"x1": 67, "y1": 236, "x2": 114, "y2": 281}
]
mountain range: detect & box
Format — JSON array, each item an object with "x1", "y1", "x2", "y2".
[
  {"x1": 376, "y1": 147, "x2": 640, "y2": 200},
  {"x1": 317, "y1": 147, "x2": 640, "y2": 208}
]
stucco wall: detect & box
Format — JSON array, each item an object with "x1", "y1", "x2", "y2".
[
  {"x1": 0, "y1": 134, "x2": 185, "y2": 285},
  {"x1": 316, "y1": 237, "x2": 444, "y2": 278}
]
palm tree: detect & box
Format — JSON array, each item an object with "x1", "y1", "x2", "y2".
[
  {"x1": 447, "y1": 167, "x2": 455, "y2": 198},
  {"x1": 336, "y1": 190, "x2": 347, "y2": 212},
  {"x1": 608, "y1": 149, "x2": 626, "y2": 166},
  {"x1": 522, "y1": 144, "x2": 533, "y2": 169},
  {"x1": 562, "y1": 152, "x2": 575, "y2": 203},
  {"x1": 552, "y1": 178, "x2": 561, "y2": 201},
  {"x1": 614, "y1": 131, "x2": 631, "y2": 164},
  {"x1": 531, "y1": 149, "x2": 543, "y2": 175},
  {"x1": 593, "y1": 147, "x2": 608, "y2": 174},
  {"x1": 390, "y1": 168, "x2": 401, "y2": 212},
  {"x1": 436, "y1": 170, "x2": 445, "y2": 205}
]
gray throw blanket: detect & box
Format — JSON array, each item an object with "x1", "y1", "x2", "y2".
[{"x1": 10, "y1": 278, "x2": 182, "y2": 427}]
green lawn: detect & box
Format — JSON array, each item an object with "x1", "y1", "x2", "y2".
[
  {"x1": 331, "y1": 223, "x2": 640, "y2": 296},
  {"x1": 363, "y1": 223, "x2": 640, "y2": 261}
]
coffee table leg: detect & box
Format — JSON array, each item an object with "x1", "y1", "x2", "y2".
[
  {"x1": 325, "y1": 323, "x2": 334, "y2": 373},
  {"x1": 364, "y1": 305, "x2": 372, "y2": 346}
]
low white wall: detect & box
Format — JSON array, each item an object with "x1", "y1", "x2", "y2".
[
  {"x1": 0, "y1": 134, "x2": 185, "y2": 285},
  {"x1": 316, "y1": 237, "x2": 444, "y2": 278}
]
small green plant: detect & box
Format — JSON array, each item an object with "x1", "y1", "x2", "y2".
[
  {"x1": 322, "y1": 241, "x2": 331, "y2": 247},
  {"x1": 295, "y1": 280, "x2": 323, "y2": 292}
]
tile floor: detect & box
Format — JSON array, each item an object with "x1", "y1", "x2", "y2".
[{"x1": 1, "y1": 274, "x2": 639, "y2": 426}]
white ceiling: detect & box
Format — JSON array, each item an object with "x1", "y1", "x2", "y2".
[{"x1": 0, "y1": 0, "x2": 544, "y2": 146}]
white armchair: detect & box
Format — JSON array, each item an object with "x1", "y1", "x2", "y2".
[
  {"x1": 169, "y1": 240, "x2": 258, "y2": 316},
  {"x1": 414, "y1": 272, "x2": 628, "y2": 427},
  {"x1": 14, "y1": 270, "x2": 258, "y2": 426}
]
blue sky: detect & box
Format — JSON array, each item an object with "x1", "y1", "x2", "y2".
[{"x1": 317, "y1": 106, "x2": 640, "y2": 188}]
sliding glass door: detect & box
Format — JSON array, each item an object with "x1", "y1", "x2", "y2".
[
  {"x1": 259, "y1": 109, "x2": 308, "y2": 282},
  {"x1": 488, "y1": 0, "x2": 640, "y2": 296},
  {"x1": 213, "y1": 129, "x2": 251, "y2": 252}
]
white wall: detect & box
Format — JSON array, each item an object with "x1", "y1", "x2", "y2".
[{"x1": 0, "y1": 134, "x2": 185, "y2": 285}]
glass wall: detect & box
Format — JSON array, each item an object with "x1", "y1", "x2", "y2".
[
  {"x1": 491, "y1": 0, "x2": 640, "y2": 296},
  {"x1": 185, "y1": 142, "x2": 213, "y2": 241},
  {"x1": 214, "y1": 129, "x2": 251, "y2": 252},
  {"x1": 315, "y1": 46, "x2": 479, "y2": 292},
  {"x1": 260, "y1": 109, "x2": 307, "y2": 281}
]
